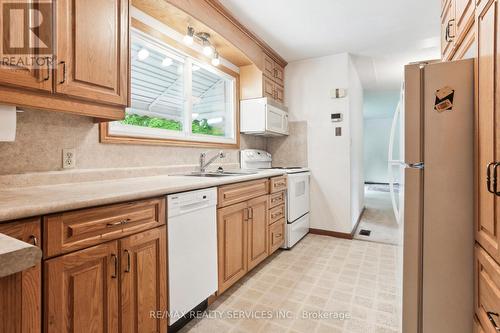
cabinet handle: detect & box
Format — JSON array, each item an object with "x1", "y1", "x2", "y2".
[
  {"x1": 487, "y1": 312, "x2": 500, "y2": 331},
  {"x1": 494, "y1": 163, "x2": 500, "y2": 195},
  {"x1": 445, "y1": 19, "x2": 455, "y2": 42},
  {"x1": 43, "y1": 58, "x2": 50, "y2": 81},
  {"x1": 487, "y1": 162, "x2": 496, "y2": 194},
  {"x1": 29, "y1": 235, "x2": 38, "y2": 247},
  {"x1": 243, "y1": 208, "x2": 249, "y2": 221},
  {"x1": 271, "y1": 197, "x2": 281, "y2": 203},
  {"x1": 59, "y1": 61, "x2": 66, "y2": 84},
  {"x1": 107, "y1": 218, "x2": 131, "y2": 227},
  {"x1": 271, "y1": 212, "x2": 282, "y2": 219},
  {"x1": 249, "y1": 207, "x2": 254, "y2": 219},
  {"x1": 124, "y1": 249, "x2": 131, "y2": 273},
  {"x1": 275, "y1": 233, "x2": 282, "y2": 238},
  {"x1": 111, "y1": 254, "x2": 118, "y2": 279}
]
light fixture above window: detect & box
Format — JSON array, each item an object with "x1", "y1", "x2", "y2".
[{"x1": 184, "y1": 27, "x2": 220, "y2": 66}]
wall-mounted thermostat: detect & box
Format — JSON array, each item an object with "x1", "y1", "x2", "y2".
[
  {"x1": 331, "y1": 113, "x2": 343, "y2": 122},
  {"x1": 331, "y1": 88, "x2": 347, "y2": 99}
]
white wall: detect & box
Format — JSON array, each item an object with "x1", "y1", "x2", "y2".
[
  {"x1": 348, "y1": 57, "x2": 365, "y2": 229},
  {"x1": 285, "y1": 53, "x2": 364, "y2": 234}
]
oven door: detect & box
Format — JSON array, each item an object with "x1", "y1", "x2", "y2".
[{"x1": 287, "y1": 172, "x2": 311, "y2": 222}]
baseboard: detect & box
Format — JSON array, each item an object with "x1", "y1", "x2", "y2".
[
  {"x1": 309, "y1": 228, "x2": 353, "y2": 239},
  {"x1": 309, "y1": 207, "x2": 366, "y2": 240}
]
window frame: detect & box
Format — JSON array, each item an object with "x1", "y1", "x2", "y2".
[{"x1": 100, "y1": 25, "x2": 240, "y2": 149}]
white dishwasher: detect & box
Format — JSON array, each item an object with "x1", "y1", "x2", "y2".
[{"x1": 167, "y1": 188, "x2": 218, "y2": 327}]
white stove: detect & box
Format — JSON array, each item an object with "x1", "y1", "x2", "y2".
[{"x1": 240, "y1": 149, "x2": 310, "y2": 249}]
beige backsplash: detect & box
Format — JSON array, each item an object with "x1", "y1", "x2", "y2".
[
  {"x1": 0, "y1": 109, "x2": 267, "y2": 175},
  {"x1": 0, "y1": 110, "x2": 307, "y2": 180}
]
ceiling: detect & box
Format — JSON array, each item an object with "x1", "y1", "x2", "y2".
[{"x1": 220, "y1": 0, "x2": 441, "y2": 90}]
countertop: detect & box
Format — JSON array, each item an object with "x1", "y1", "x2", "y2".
[{"x1": 0, "y1": 170, "x2": 286, "y2": 222}]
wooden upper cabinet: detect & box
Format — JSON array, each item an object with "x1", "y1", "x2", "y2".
[
  {"x1": 263, "y1": 54, "x2": 275, "y2": 79},
  {"x1": 120, "y1": 227, "x2": 167, "y2": 333},
  {"x1": 45, "y1": 241, "x2": 120, "y2": 333},
  {"x1": 55, "y1": 0, "x2": 128, "y2": 106},
  {"x1": 263, "y1": 53, "x2": 284, "y2": 86},
  {"x1": 0, "y1": 218, "x2": 41, "y2": 333},
  {"x1": 476, "y1": 0, "x2": 500, "y2": 263},
  {"x1": 247, "y1": 195, "x2": 269, "y2": 270},
  {"x1": 217, "y1": 202, "x2": 248, "y2": 294}
]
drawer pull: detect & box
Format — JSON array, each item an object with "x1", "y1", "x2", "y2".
[
  {"x1": 124, "y1": 249, "x2": 131, "y2": 273},
  {"x1": 107, "y1": 218, "x2": 131, "y2": 227},
  {"x1": 29, "y1": 235, "x2": 38, "y2": 247},
  {"x1": 111, "y1": 254, "x2": 118, "y2": 279},
  {"x1": 271, "y1": 197, "x2": 282, "y2": 203},
  {"x1": 271, "y1": 212, "x2": 282, "y2": 219},
  {"x1": 275, "y1": 233, "x2": 282, "y2": 238},
  {"x1": 487, "y1": 312, "x2": 500, "y2": 331}
]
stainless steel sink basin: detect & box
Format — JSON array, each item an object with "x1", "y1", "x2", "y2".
[{"x1": 181, "y1": 171, "x2": 258, "y2": 177}]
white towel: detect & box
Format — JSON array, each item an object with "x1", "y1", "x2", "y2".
[{"x1": 0, "y1": 104, "x2": 16, "y2": 142}]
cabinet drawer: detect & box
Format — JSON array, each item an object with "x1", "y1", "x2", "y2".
[
  {"x1": 269, "y1": 191, "x2": 285, "y2": 208},
  {"x1": 43, "y1": 197, "x2": 165, "y2": 258},
  {"x1": 269, "y1": 219, "x2": 285, "y2": 254},
  {"x1": 218, "y1": 179, "x2": 269, "y2": 207},
  {"x1": 269, "y1": 204, "x2": 285, "y2": 225},
  {"x1": 475, "y1": 245, "x2": 500, "y2": 332},
  {"x1": 270, "y1": 176, "x2": 287, "y2": 193}
]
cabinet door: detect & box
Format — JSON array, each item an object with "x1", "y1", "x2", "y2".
[
  {"x1": 263, "y1": 54, "x2": 275, "y2": 79},
  {"x1": 476, "y1": 0, "x2": 500, "y2": 262},
  {"x1": 274, "y1": 64, "x2": 284, "y2": 86},
  {"x1": 217, "y1": 202, "x2": 248, "y2": 294},
  {"x1": 55, "y1": 0, "x2": 128, "y2": 105},
  {"x1": 0, "y1": 218, "x2": 41, "y2": 333},
  {"x1": 441, "y1": 0, "x2": 456, "y2": 60},
  {"x1": 45, "y1": 241, "x2": 119, "y2": 333},
  {"x1": 455, "y1": 0, "x2": 475, "y2": 39},
  {"x1": 247, "y1": 195, "x2": 269, "y2": 271},
  {"x1": 120, "y1": 227, "x2": 167, "y2": 333},
  {"x1": 275, "y1": 84, "x2": 285, "y2": 104},
  {"x1": 263, "y1": 76, "x2": 275, "y2": 100},
  {"x1": 0, "y1": 1, "x2": 52, "y2": 92}
]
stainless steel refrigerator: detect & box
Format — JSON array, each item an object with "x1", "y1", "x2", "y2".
[{"x1": 391, "y1": 59, "x2": 475, "y2": 333}]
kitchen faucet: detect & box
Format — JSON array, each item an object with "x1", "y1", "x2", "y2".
[{"x1": 199, "y1": 151, "x2": 226, "y2": 173}]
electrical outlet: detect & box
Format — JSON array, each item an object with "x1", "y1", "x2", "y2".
[{"x1": 62, "y1": 148, "x2": 76, "y2": 169}]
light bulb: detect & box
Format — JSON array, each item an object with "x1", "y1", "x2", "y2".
[
  {"x1": 137, "y1": 48, "x2": 149, "y2": 61},
  {"x1": 203, "y1": 45, "x2": 213, "y2": 57},
  {"x1": 184, "y1": 26, "x2": 194, "y2": 45},
  {"x1": 162, "y1": 57, "x2": 173, "y2": 67},
  {"x1": 211, "y1": 52, "x2": 220, "y2": 66}
]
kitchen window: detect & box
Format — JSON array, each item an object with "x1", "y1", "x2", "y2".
[{"x1": 106, "y1": 30, "x2": 238, "y2": 146}]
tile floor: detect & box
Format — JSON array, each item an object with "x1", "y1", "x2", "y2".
[
  {"x1": 180, "y1": 234, "x2": 402, "y2": 333},
  {"x1": 354, "y1": 186, "x2": 402, "y2": 245}
]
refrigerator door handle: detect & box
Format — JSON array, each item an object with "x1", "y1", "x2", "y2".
[{"x1": 406, "y1": 162, "x2": 425, "y2": 169}]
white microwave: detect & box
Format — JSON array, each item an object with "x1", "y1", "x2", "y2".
[{"x1": 240, "y1": 98, "x2": 289, "y2": 136}]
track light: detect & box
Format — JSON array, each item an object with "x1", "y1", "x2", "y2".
[
  {"x1": 183, "y1": 26, "x2": 194, "y2": 45},
  {"x1": 211, "y1": 52, "x2": 220, "y2": 66}
]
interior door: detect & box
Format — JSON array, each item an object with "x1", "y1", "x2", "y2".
[
  {"x1": 217, "y1": 202, "x2": 248, "y2": 294},
  {"x1": 247, "y1": 195, "x2": 269, "y2": 270},
  {"x1": 45, "y1": 241, "x2": 119, "y2": 333},
  {"x1": 55, "y1": 0, "x2": 128, "y2": 105},
  {"x1": 0, "y1": 1, "x2": 52, "y2": 91},
  {"x1": 120, "y1": 227, "x2": 167, "y2": 333}
]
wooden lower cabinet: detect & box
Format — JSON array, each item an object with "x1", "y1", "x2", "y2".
[
  {"x1": 0, "y1": 218, "x2": 42, "y2": 333},
  {"x1": 475, "y1": 245, "x2": 500, "y2": 332},
  {"x1": 247, "y1": 195, "x2": 269, "y2": 270},
  {"x1": 120, "y1": 226, "x2": 167, "y2": 333},
  {"x1": 269, "y1": 219, "x2": 285, "y2": 255},
  {"x1": 45, "y1": 227, "x2": 167, "y2": 333},
  {"x1": 45, "y1": 241, "x2": 120, "y2": 333},
  {"x1": 217, "y1": 202, "x2": 248, "y2": 294}
]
